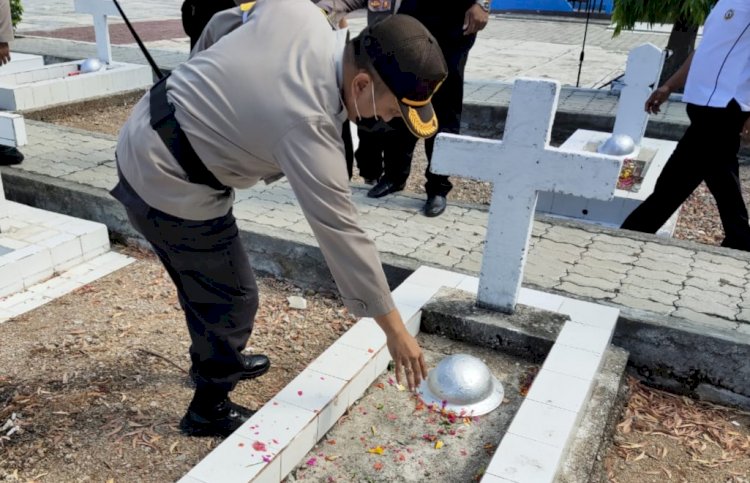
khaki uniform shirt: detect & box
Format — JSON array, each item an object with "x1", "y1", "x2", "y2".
[
  {"x1": 115, "y1": 0, "x2": 394, "y2": 318},
  {"x1": 0, "y1": 0, "x2": 13, "y2": 43}
]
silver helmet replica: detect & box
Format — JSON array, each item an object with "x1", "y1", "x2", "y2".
[
  {"x1": 598, "y1": 133, "x2": 636, "y2": 156},
  {"x1": 418, "y1": 354, "x2": 504, "y2": 416},
  {"x1": 79, "y1": 58, "x2": 104, "y2": 74}
]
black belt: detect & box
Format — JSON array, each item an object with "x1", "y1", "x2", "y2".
[{"x1": 149, "y1": 74, "x2": 230, "y2": 193}]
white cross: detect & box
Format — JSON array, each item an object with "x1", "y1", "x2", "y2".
[
  {"x1": 612, "y1": 43, "x2": 666, "y2": 146},
  {"x1": 73, "y1": 0, "x2": 122, "y2": 64},
  {"x1": 431, "y1": 79, "x2": 622, "y2": 313}
]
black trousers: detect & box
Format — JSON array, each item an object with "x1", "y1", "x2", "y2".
[
  {"x1": 126, "y1": 205, "x2": 259, "y2": 393},
  {"x1": 181, "y1": 0, "x2": 237, "y2": 49},
  {"x1": 355, "y1": 35, "x2": 475, "y2": 197},
  {"x1": 622, "y1": 100, "x2": 750, "y2": 251}
]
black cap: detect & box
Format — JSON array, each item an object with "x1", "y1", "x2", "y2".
[{"x1": 357, "y1": 15, "x2": 448, "y2": 139}]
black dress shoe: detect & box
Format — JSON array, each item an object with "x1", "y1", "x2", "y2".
[
  {"x1": 189, "y1": 354, "x2": 270, "y2": 386},
  {"x1": 180, "y1": 399, "x2": 255, "y2": 437},
  {"x1": 367, "y1": 178, "x2": 405, "y2": 198},
  {"x1": 0, "y1": 146, "x2": 24, "y2": 166},
  {"x1": 241, "y1": 354, "x2": 271, "y2": 379},
  {"x1": 423, "y1": 195, "x2": 447, "y2": 217}
]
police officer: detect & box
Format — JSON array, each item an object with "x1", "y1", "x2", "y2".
[
  {"x1": 622, "y1": 0, "x2": 750, "y2": 250},
  {"x1": 320, "y1": 0, "x2": 489, "y2": 217},
  {"x1": 180, "y1": 0, "x2": 240, "y2": 49},
  {"x1": 113, "y1": 0, "x2": 447, "y2": 437},
  {"x1": 0, "y1": 0, "x2": 23, "y2": 166}
]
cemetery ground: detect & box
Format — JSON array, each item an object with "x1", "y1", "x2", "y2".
[
  {"x1": 0, "y1": 245, "x2": 749, "y2": 482},
  {"x1": 27, "y1": 91, "x2": 750, "y2": 249},
  {"x1": 2, "y1": 89, "x2": 746, "y2": 482}
]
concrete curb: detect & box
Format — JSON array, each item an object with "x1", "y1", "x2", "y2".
[
  {"x1": 558, "y1": 346, "x2": 629, "y2": 483},
  {"x1": 462, "y1": 100, "x2": 690, "y2": 144},
  {"x1": 3, "y1": 165, "x2": 749, "y2": 410}
]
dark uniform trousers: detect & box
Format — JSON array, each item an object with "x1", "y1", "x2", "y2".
[
  {"x1": 119, "y1": 180, "x2": 259, "y2": 394},
  {"x1": 622, "y1": 99, "x2": 750, "y2": 251},
  {"x1": 354, "y1": 34, "x2": 475, "y2": 196}
]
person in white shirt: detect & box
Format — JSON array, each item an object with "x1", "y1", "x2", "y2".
[{"x1": 622, "y1": 0, "x2": 750, "y2": 250}]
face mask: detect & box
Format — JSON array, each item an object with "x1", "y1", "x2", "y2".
[
  {"x1": 354, "y1": 81, "x2": 392, "y2": 132},
  {"x1": 356, "y1": 116, "x2": 395, "y2": 133}
]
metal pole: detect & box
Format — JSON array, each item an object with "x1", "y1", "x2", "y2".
[
  {"x1": 576, "y1": 0, "x2": 593, "y2": 88},
  {"x1": 111, "y1": 0, "x2": 164, "y2": 79}
]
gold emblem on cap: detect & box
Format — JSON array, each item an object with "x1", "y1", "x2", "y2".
[
  {"x1": 407, "y1": 108, "x2": 438, "y2": 138},
  {"x1": 725, "y1": 9, "x2": 734, "y2": 20}
]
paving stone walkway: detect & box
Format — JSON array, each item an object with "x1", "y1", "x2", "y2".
[{"x1": 9, "y1": 121, "x2": 749, "y2": 337}]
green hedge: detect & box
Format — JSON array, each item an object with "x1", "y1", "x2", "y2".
[{"x1": 11, "y1": 0, "x2": 23, "y2": 28}]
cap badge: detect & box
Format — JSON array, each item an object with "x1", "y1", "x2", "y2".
[{"x1": 725, "y1": 9, "x2": 734, "y2": 20}]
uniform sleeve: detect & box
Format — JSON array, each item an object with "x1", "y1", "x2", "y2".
[
  {"x1": 190, "y1": 8, "x2": 244, "y2": 57},
  {"x1": 314, "y1": 0, "x2": 366, "y2": 27},
  {"x1": 274, "y1": 117, "x2": 395, "y2": 318},
  {"x1": 0, "y1": 0, "x2": 14, "y2": 43}
]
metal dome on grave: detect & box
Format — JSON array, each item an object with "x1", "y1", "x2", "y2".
[{"x1": 418, "y1": 354, "x2": 504, "y2": 416}]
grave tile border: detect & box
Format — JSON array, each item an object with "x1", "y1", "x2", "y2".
[{"x1": 179, "y1": 267, "x2": 619, "y2": 483}]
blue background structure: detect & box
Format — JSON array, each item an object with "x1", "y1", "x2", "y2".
[{"x1": 491, "y1": 0, "x2": 614, "y2": 14}]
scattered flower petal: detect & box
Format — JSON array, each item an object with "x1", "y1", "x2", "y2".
[
  {"x1": 252, "y1": 441, "x2": 267, "y2": 452},
  {"x1": 306, "y1": 457, "x2": 317, "y2": 467},
  {"x1": 368, "y1": 445, "x2": 385, "y2": 455},
  {"x1": 435, "y1": 440, "x2": 444, "y2": 450},
  {"x1": 373, "y1": 461, "x2": 384, "y2": 471}
]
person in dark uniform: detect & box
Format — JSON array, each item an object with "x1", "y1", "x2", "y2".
[
  {"x1": 181, "y1": 0, "x2": 241, "y2": 49},
  {"x1": 320, "y1": 0, "x2": 489, "y2": 217},
  {"x1": 0, "y1": 0, "x2": 23, "y2": 166}
]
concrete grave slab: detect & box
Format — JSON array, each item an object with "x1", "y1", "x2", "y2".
[
  {"x1": 0, "y1": 153, "x2": 133, "y2": 320},
  {"x1": 538, "y1": 129, "x2": 679, "y2": 236},
  {"x1": 0, "y1": 53, "x2": 45, "y2": 76},
  {"x1": 0, "y1": 112, "x2": 28, "y2": 148}
]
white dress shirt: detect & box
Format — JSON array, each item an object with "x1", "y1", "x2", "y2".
[{"x1": 682, "y1": 0, "x2": 750, "y2": 111}]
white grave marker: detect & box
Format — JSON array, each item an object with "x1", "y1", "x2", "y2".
[
  {"x1": 611, "y1": 43, "x2": 666, "y2": 147},
  {"x1": 73, "y1": 0, "x2": 122, "y2": 64},
  {"x1": 432, "y1": 79, "x2": 622, "y2": 313}
]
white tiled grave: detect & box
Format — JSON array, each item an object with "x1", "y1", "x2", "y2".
[
  {"x1": 0, "y1": 60, "x2": 152, "y2": 111},
  {"x1": 0, "y1": 53, "x2": 45, "y2": 76},
  {"x1": 0, "y1": 0, "x2": 153, "y2": 112},
  {"x1": 0, "y1": 175, "x2": 134, "y2": 322},
  {"x1": 179, "y1": 266, "x2": 619, "y2": 483},
  {"x1": 535, "y1": 44, "x2": 680, "y2": 237},
  {"x1": 536, "y1": 129, "x2": 679, "y2": 237}
]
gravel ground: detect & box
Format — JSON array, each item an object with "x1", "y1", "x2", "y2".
[
  {"x1": 0, "y1": 246, "x2": 357, "y2": 482},
  {"x1": 29, "y1": 93, "x2": 750, "y2": 250}
]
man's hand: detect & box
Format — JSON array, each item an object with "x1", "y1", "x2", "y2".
[
  {"x1": 742, "y1": 117, "x2": 750, "y2": 146},
  {"x1": 463, "y1": 4, "x2": 489, "y2": 36},
  {"x1": 645, "y1": 85, "x2": 671, "y2": 114},
  {"x1": 0, "y1": 43, "x2": 10, "y2": 65},
  {"x1": 386, "y1": 327, "x2": 428, "y2": 391}
]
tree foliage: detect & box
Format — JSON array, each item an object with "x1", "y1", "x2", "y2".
[
  {"x1": 10, "y1": 0, "x2": 23, "y2": 28},
  {"x1": 611, "y1": 0, "x2": 716, "y2": 35}
]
